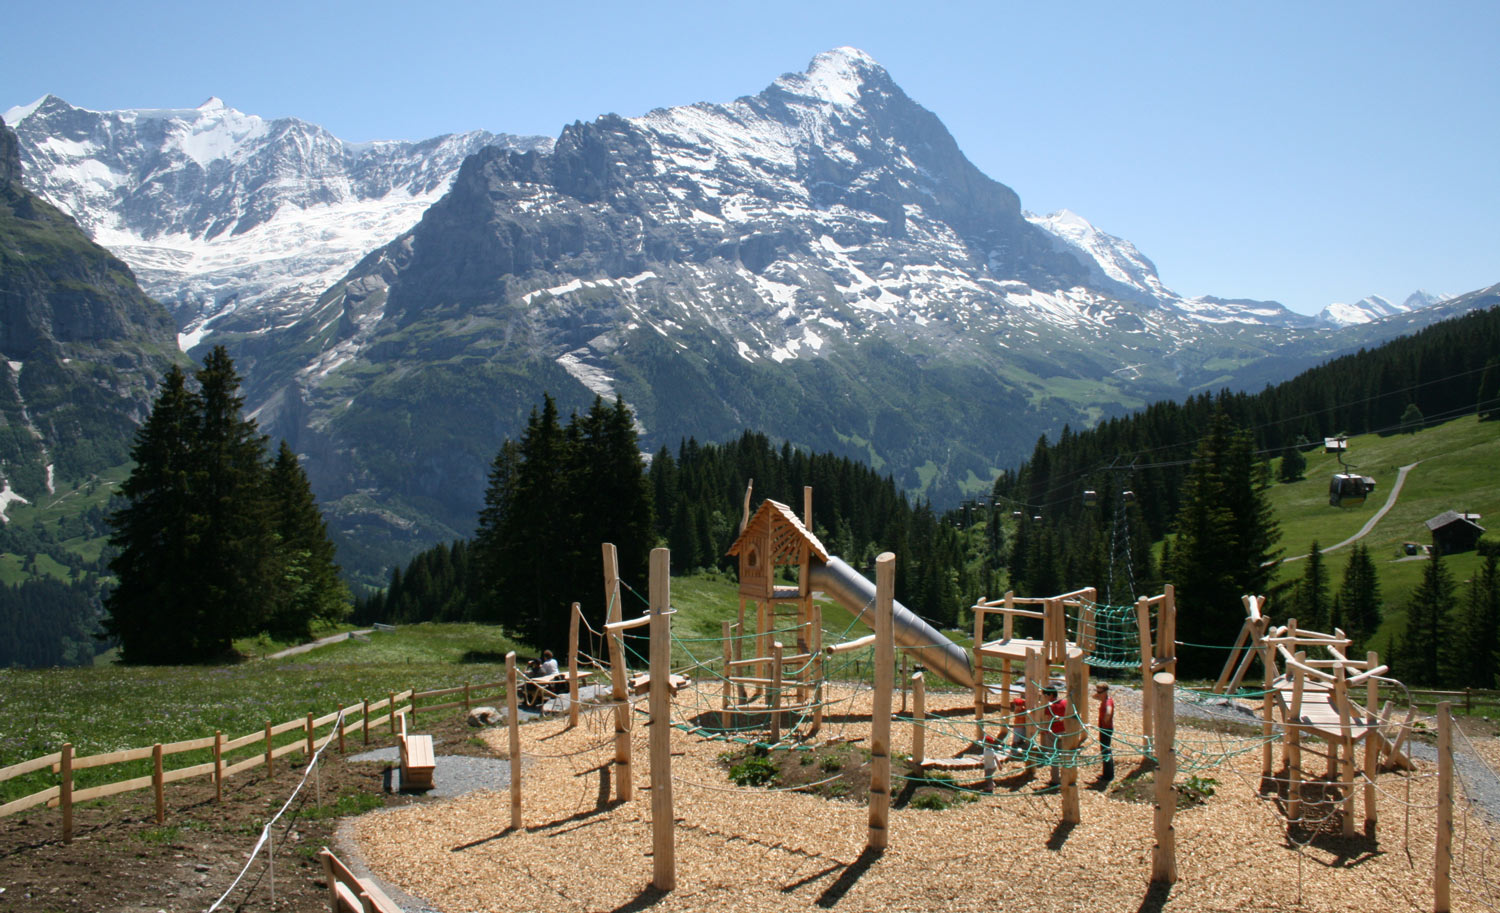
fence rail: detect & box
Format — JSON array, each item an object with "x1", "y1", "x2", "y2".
[{"x1": 0, "y1": 683, "x2": 457, "y2": 842}]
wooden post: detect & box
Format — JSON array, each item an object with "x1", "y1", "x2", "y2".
[
  {"x1": 1024, "y1": 648, "x2": 1044, "y2": 775},
  {"x1": 1261, "y1": 621, "x2": 1274, "y2": 778},
  {"x1": 1336, "y1": 665, "x2": 1356, "y2": 836},
  {"x1": 1151, "y1": 672, "x2": 1177, "y2": 883},
  {"x1": 506, "y1": 651, "x2": 522, "y2": 831},
  {"x1": 812, "y1": 603, "x2": 824, "y2": 736},
  {"x1": 912, "y1": 670, "x2": 927, "y2": 766},
  {"x1": 771, "y1": 641, "x2": 784, "y2": 743},
  {"x1": 602, "y1": 542, "x2": 633, "y2": 802},
  {"x1": 1436, "y1": 701, "x2": 1453, "y2": 913},
  {"x1": 1365, "y1": 650, "x2": 1380, "y2": 833},
  {"x1": 1062, "y1": 650, "x2": 1084, "y2": 823},
  {"x1": 362, "y1": 699, "x2": 370, "y2": 745},
  {"x1": 1161, "y1": 585, "x2": 1177, "y2": 680},
  {"x1": 722, "y1": 620, "x2": 733, "y2": 715},
  {"x1": 869, "y1": 552, "x2": 895, "y2": 850},
  {"x1": 648, "y1": 547, "x2": 675, "y2": 891},
  {"x1": 214, "y1": 731, "x2": 224, "y2": 802},
  {"x1": 1288, "y1": 649, "x2": 1306, "y2": 820},
  {"x1": 337, "y1": 711, "x2": 346, "y2": 754},
  {"x1": 464, "y1": 681, "x2": 472, "y2": 714},
  {"x1": 1136, "y1": 596, "x2": 1154, "y2": 750},
  {"x1": 569, "y1": 601, "x2": 582, "y2": 729},
  {"x1": 153, "y1": 743, "x2": 165, "y2": 825},
  {"x1": 60, "y1": 743, "x2": 73, "y2": 845},
  {"x1": 265, "y1": 721, "x2": 274, "y2": 778},
  {"x1": 306, "y1": 712, "x2": 316, "y2": 759},
  {"x1": 973, "y1": 601, "x2": 987, "y2": 740}
]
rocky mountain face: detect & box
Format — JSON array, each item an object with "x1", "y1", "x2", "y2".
[
  {"x1": 1319, "y1": 291, "x2": 1452, "y2": 327},
  {"x1": 0, "y1": 116, "x2": 180, "y2": 508},
  {"x1": 6, "y1": 51, "x2": 1492, "y2": 578},
  {"x1": 2, "y1": 95, "x2": 552, "y2": 349}
]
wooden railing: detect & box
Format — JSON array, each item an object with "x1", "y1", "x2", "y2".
[{"x1": 0, "y1": 684, "x2": 495, "y2": 842}]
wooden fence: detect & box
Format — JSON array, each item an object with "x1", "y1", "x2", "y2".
[{"x1": 0, "y1": 678, "x2": 514, "y2": 843}]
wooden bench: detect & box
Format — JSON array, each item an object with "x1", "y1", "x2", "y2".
[
  {"x1": 398, "y1": 713, "x2": 434, "y2": 791},
  {"x1": 319, "y1": 848, "x2": 402, "y2": 913}
]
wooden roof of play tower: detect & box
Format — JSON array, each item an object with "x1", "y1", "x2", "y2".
[{"x1": 727, "y1": 500, "x2": 830, "y2": 566}]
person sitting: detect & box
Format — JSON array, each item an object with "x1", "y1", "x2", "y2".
[
  {"x1": 523, "y1": 657, "x2": 544, "y2": 707},
  {"x1": 539, "y1": 649, "x2": 560, "y2": 677}
]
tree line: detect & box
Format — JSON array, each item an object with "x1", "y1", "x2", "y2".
[{"x1": 357, "y1": 416, "x2": 979, "y2": 645}]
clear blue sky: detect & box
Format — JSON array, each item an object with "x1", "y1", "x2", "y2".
[{"x1": 4, "y1": 0, "x2": 1496, "y2": 315}]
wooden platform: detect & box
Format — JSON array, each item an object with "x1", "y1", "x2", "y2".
[
  {"x1": 976, "y1": 640, "x2": 1083, "y2": 664},
  {"x1": 1272, "y1": 681, "x2": 1377, "y2": 741}
]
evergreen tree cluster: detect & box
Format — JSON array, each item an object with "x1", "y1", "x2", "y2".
[
  {"x1": 1397, "y1": 551, "x2": 1500, "y2": 687},
  {"x1": 103, "y1": 348, "x2": 349, "y2": 663},
  {"x1": 648, "y1": 430, "x2": 974, "y2": 627},
  {"x1": 353, "y1": 540, "x2": 476, "y2": 625},
  {"x1": 471, "y1": 395, "x2": 655, "y2": 653},
  {"x1": 0, "y1": 577, "x2": 103, "y2": 667}
]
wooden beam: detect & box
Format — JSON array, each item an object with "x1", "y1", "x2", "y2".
[
  {"x1": 1151, "y1": 672, "x2": 1177, "y2": 883},
  {"x1": 868, "y1": 552, "x2": 895, "y2": 850},
  {"x1": 602, "y1": 542, "x2": 632, "y2": 802},
  {"x1": 648, "y1": 547, "x2": 675, "y2": 892}
]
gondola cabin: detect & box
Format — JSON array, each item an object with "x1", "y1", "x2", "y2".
[
  {"x1": 1324, "y1": 437, "x2": 1348, "y2": 454},
  {"x1": 1083, "y1": 490, "x2": 1098, "y2": 507},
  {"x1": 1329, "y1": 473, "x2": 1377, "y2": 507}
]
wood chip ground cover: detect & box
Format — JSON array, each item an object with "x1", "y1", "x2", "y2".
[{"x1": 348, "y1": 685, "x2": 1500, "y2": 912}]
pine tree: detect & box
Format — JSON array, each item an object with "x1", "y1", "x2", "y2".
[
  {"x1": 1278, "y1": 444, "x2": 1306, "y2": 483},
  {"x1": 1164, "y1": 408, "x2": 1282, "y2": 676},
  {"x1": 1399, "y1": 402, "x2": 1424, "y2": 433},
  {"x1": 1400, "y1": 553, "x2": 1457, "y2": 686},
  {"x1": 1336, "y1": 542, "x2": 1382, "y2": 646},
  {"x1": 104, "y1": 366, "x2": 203, "y2": 663},
  {"x1": 264, "y1": 441, "x2": 350, "y2": 639},
  {"x1": 1459, "y1": 552, "x2": 1500, "y2": 687},
  {"x1": 1292, "y1": 542, "x2": 1329, "y2": 631}
]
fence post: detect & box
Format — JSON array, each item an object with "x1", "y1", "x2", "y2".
[
  {"x1": 648, "y1": 547, "x2": 675, "y2": 892},
  {"x1": 1365, "y1": 650, "x2": 1379, "y2": 834},
  {"x1": 1151, "y1": 672, "x2": 1177, "y2": 884},
  {"x1": 602, "y1": 542, "x2": 633, "y2": 802},
  {"x1": 60, "y1": 743, "x2": 73, "y2": 845},
  {"x1": 410, "y1": 688, "x2": 418, "y2": 724},
  {"x1": 1062, "y1": 650, "x2": 1084, "y2": 824},
  {"x1": 507, "y1": 652, "x2": 522, "y2": 831},
  {"x1": 771, "y1": 641, "x2": 784, "y2": 743},
  {"x1": 362, "y1": 699, "x2": 370, "y2": 745},
  {"x1": 569, "y1": 601, "x2": 582, "y2": 729},
  {"x1": 869, "y1": 552, "x2": 895, "y2": 850},
  {"x1": 912, "y1": 670, "x2": 926, "y2": 766},
  {"x1": 214, "y1": 731, "x2": 224, "y2": 802},
  {"x1": 265, "y1": 722, "x2": 274, "y2": 778},
  {"x1": 153, "y1": 743, "x2": 165, "y2": 825},
  {"x1": 1436, "y1": 701, "x2": 1453, "y2": 913},
  {"x1": 388, "y1": 692, "x2": 396, "y2": 734},
  {"x1": 306, "y1": 712, "x2": 315, "y2": 759},
  {"x1": 464, "y1": 681, "x2": 472, "y2": 714}
]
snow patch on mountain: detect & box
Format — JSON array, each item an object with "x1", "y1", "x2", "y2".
[{"x1": 1318, "y1": 290, "x2": 1452, "y2": 327}]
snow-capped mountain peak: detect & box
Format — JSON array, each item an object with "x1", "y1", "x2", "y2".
[
  {"x1": 773, "y1": 47, "x2": 885, "y2": 107},
  {"x1": 1318, "y1": 290, "x2": 1454, "y2": 327},
  {"x1": 6, "y1": 94, "x2": 552, "y2": 349}
]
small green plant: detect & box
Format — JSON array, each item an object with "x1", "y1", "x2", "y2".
[
  {"x1": 301, "y1": 790, "x2": 385, "y2": 821},
  {"x1": 1181, "y1": 775, "x2": 1217, "y2": 801},
  {"x1": 820, "y1": 754, "x2": 844, "y2": 773},
  {"x1": 911, "y1": 792, "x2": 953, "y2": 811},
  {"x1": 136, "y1": 825, "x2": 180, "y2": 845},
  {"x1": 728, "y1": 754, "x2": 779, "y2": 788}
]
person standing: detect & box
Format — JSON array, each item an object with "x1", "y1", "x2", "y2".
[
  {"x1": 1043, "y1": 682, "x2": 1067, "y2": 786},
  {"x1": 1095, "y1": 681, "x2": 1116, "y2": 784}
]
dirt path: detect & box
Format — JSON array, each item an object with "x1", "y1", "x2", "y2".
[
  {"x1": 1283, "y1": 459, "x2": 1421, "y2": 564},
  {"x1": 265, "y1": 629, "x2": 373, "y2": 659}
]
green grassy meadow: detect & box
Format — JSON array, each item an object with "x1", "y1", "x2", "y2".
[{"x1": 1265, "y1": 415, "x2": 1500, "y2": 657}]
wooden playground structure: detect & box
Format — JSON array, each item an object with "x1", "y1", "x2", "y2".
[{"x1": 354, "y1": 485, "x2": 1470, "y2": 912}]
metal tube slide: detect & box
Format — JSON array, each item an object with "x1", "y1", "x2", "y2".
[{"x1": 810, "y1": 556, "x2": 976, "y2": 688}]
